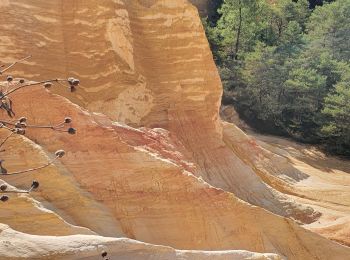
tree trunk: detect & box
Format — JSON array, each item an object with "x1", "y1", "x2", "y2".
[{"x1": 234, "y1": 0, "x2": 242, "y2": 60}]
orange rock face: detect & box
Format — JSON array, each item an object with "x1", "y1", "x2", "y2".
[{"x1": 0, "y1": 0, "x2": 349, "y2": 259}]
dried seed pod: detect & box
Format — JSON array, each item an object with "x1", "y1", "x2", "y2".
[
  {"x1": 19, "y1": 79, "x2": 25, "y2": 84},
  {"x1": 70, "y1": 85, "x2": 76, "y2": 93},
  {"x1": 64, "y1": 117, "x2": 72, "y2": 124},
  {"x1": 31, "y1": 180, "x2": 39, "y2": 190},
  {"x1": 67, "y1": 127, "x2": 76, "y2": 135},
  {"x1": 6, "y1": 76, "x2": 13, "y2": 82},
  {"x1": 55, "y1": 150, "x2": 65, "y2": 158},
  {"x1": 72, "y1": 79, "x2": 80, "y2": 86},
  {"x1": 67, "y1": 77, "x2": 75, "y2": 85},
  {"x1": 101, "y1": 251, "x2": 108, "y2": 258},
  {"x1": 18, "y1": 117, "x2": 27, "y2": 123},
  {"x1": 0, "y1": 195, "x2": 9, "y2": 202},
  {"x1": 14, "y1": 128, "x2": 25, "y2": 135},
  {"x1": 0, "y1": 184, "x2": 7, "y2": 191},
  {"x1": 44, "y1": 82, "x2": 53, "y2": 88}
]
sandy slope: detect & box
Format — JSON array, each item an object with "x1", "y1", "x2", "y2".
[
  {"x1": 221, "y1": 105, "x2": 350, "y2": 246},
  {"x1": 252, "y1": 132, "x2": 350, "y2": 246}
]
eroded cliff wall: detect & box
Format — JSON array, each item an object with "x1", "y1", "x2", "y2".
[{"x1": 0, "y1": 0, "x2": 349, "y2": 259}]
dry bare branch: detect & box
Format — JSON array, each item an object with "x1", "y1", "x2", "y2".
[
  {"x1": 0, "y1": 152, "x2": 63, "y2": 176},
  {"x1": 0, "y1": 55, "x2": 32, "y2": 75}
]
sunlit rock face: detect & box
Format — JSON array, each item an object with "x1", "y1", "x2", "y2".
[
  {"x1": 0, "y1": 0, "x2": 350, "y2": 259},
  {"x1": 0, "y1": 224, "x2": 284, "y2": 260}
]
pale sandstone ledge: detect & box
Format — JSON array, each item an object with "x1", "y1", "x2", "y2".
[{"x1": 0, "y1": 224, "x2": 283, "y2": 260}]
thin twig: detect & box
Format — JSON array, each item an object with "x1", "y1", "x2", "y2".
[
  {"x1": 24, "y1": 123, "x2": 63, "y2": 129},
  {"x1": 0, "y1": 190, "x2": 29, "y2": 194},
  {"x1": 0, "y1": 55, "x2": 32, "y2": 75},
  {"x1": 1, "y1": 155, "x2": 59, "y2": 176},
  {"x1": 0, "y1": 119, "x2": 66, "y2": 130},
  {"x1": 55, "y1": 129, "x2": 71, "y2": 133},
  {"x1": 0, "y1": 132, "x2": 14, "y2": 149},
  {"x1": 1, "y1": 125, "x2": 14, "y2": 131},
  {"x1": 0, "y1": 120, "x2": 15, "y2": 126},
  {"x1": 56, "y1": 80, "x2": 68, "y2": 88},
  {"x1": 3, "y1": 79, "x2": 67, "y2": 97}
]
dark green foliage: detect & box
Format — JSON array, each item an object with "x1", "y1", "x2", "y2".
[
  {"x1": 207, "y1": 0, "x2": 224, "y2": 25},
  {"x1": 321, "y1": 70, "x2": 350, "y2": 155},
  {"x1": 204, "y1": 0, "x2": 350, "y2": 156},
  {"x1": 309, "y1": 0, "x2": 336, "y2": 9}
]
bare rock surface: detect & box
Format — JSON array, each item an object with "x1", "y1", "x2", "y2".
[
  {"x1": 0, "y1": 224, "x2": 285, "y2": 260},
  {"x1": 0, "y1": 0, "x2": 349, "y2": 259}
]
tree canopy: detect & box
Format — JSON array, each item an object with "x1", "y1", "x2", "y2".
[{"x1": 204, "y1": 0, "x2": 350, "y2": 156}]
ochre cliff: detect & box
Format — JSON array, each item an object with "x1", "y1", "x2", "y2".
[{"x1": 0, "y1": 0, "x2": 349, "y2": 259}]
